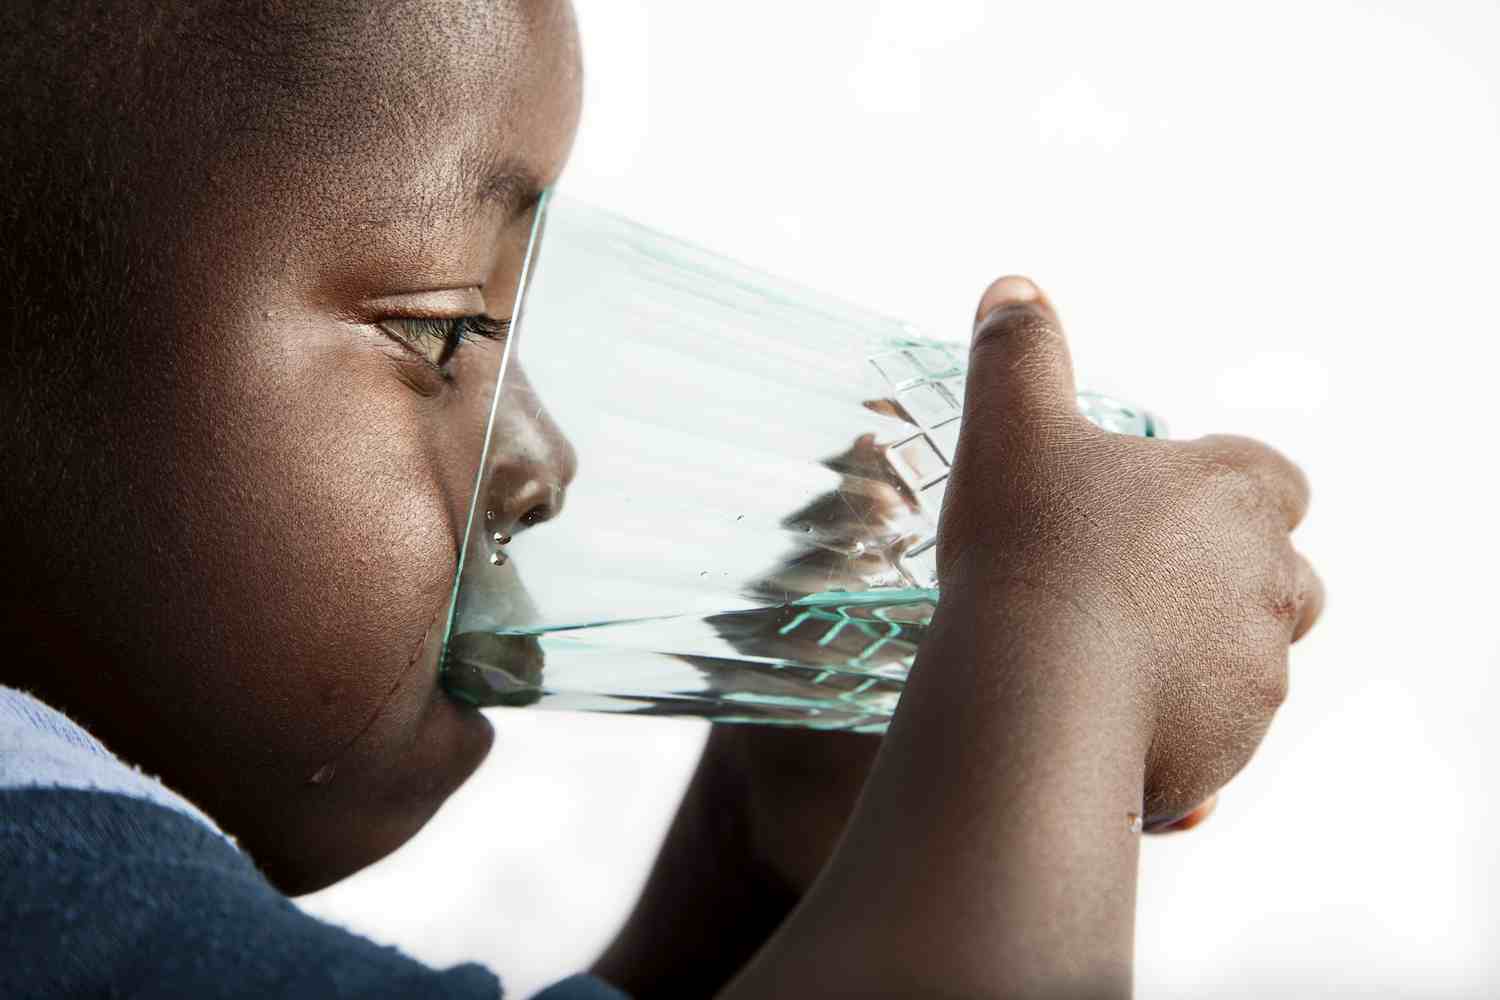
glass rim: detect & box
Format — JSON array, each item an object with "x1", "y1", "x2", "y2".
[{"x1": 440, "y1": 187, "x2": 557, "y2": 654}]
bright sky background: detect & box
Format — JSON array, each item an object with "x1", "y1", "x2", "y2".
[{"x1": 301, "y1": 2, "x2": 1500, "y2": 996}]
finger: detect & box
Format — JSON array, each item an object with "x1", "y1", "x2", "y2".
[
  {"x1": 962, "y1": 275, "x2": 1083, "y2": 436},
  {"x1": 1143, "y1": 794, "x2": 1219, "y2": 834},
  {"x1": 1291, "y1": 551, "x2": 1325, "y2": 643},
  {"x1": 1195, "y1": 433, "x2": 1312, "y2": 531}
]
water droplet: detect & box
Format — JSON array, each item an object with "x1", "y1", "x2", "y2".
[
  {"x1": 1127, "y1": 812, "x2": 1144, "y2": 834},
  {"x1": 485, "y1": 510, "x2": 496, "y2": 523},
  {"x1": 308, "y1": 763, "x2": 337, "y2": 786},
  {"x1": 492, "y1": 532, "x2": 512, "y2": 545},
  {"x1": 849, "y1": 541, "x2": 867, "y2": 557},
  {"x1": 490, "y1": 552, "x2": 508, "y2": 566}
]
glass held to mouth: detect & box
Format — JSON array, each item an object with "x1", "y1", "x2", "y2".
[{"x1": 440, "y1": 193, "x2": 1163, "y2": 733}]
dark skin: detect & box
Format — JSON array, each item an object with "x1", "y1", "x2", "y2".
[
  {"x1": 712, "y1": 279, "x2": 1322, "y2": 998},
  {"x1": 4, "y1": 0, "x2": 583, "y2": 892},
  {"x1": 2, "y1": 2, "x2": 1322, "y2": 994},
  {"x1": 597, "y1": 283, "x2": 1308, "y2": 997}
]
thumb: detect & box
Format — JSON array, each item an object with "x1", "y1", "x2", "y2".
[{"x1": 961, "y1": 275, "x2": 1081, "y2": 434}]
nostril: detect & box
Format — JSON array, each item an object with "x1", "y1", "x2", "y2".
[
  {"x1": 519, "y1": 503, "x2": 553, "y2": 528},
  {"x1": 483, "y1": 478, "x2": 567, "y2": 545},
  {"x1": 522, "y1": 482, "x2": 567, "y2": 529}
]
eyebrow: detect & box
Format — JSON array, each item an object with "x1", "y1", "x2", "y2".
[{"x1": 470, "y1": 159, "x2": 546, "y2": 223}]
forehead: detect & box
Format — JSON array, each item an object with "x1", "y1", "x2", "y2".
[{"x1": 229, "y1": 0, "x2": 581, "y2": 237}]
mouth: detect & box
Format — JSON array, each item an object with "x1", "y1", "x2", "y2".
[
  {"x1": 442, "y1": 523, "x2": 550, "y2": 709},
  {"x1": 441, "y1": 630, "x2": 547, "y2": 708}
]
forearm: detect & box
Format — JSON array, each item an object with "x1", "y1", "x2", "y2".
[
  {"x1": 722, "y1": 585, "x2": 1150, "y2": 999},
  {"x1": 590, "y1": 738, "x2": 798, "y2": 997}
]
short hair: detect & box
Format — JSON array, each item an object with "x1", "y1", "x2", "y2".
[
  {"x1": 0, "y1": 1, "x2": 508, "y2": 521},
  {"x1": 0, "y1": 2, "x2": 197, "y2": 512}
]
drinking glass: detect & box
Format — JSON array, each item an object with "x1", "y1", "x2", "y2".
[{"x1": 441, "y1": 193, "x2": 1163, "y2": 732}]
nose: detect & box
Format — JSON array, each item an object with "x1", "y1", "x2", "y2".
[
  {"x1": 479, "y1": 374, "x2": 578, "y2": 544},
  {"x1": 493, "y1": 474, "x2": 567, "y2": 533}
]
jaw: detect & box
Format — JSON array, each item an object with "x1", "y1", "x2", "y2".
[{"x1": 255, "y1": 689, "x2": 496, "y2": 897}]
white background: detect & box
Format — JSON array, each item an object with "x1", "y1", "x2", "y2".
[{"x1": 300, "y1": 2, "x2": 1500, "y2": 996}]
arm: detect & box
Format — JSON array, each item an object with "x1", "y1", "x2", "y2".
[
  {"x1": 596, "y1": 594, "x2": 1144, "y2": 999},
  {"x1": 720, "y1": 584, "x2": 1148, "y2": 998},
  {"x1": 726, "y1": 277, "x2": 1321, "y2": 996},
  {"x1": 590, "y1": 735, "x2": 798, "y2": 997},
  {"x1": 598, "y1": 275, "x2": 1322, "y2": 998}
]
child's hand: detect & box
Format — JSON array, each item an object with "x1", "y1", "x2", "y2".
[
  {"x1": 703, "y1": 272, "x2": 1308, "y2": 897},
  {"x1": 600, "y1": 275, "x2": 1323, "y2": 998},
  {"x1": 929, "y1": 275, "x2": 1323, "y2": 823},
  {"x1": 718, "y1": 276, "x2": 1323, "y2": 998}
]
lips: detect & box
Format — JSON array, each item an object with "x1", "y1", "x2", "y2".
[
  {"x1": 441, "y1": 630, "x2": 546, "y2": 708},
  {"x1": 445, "y1": 521, "x2": 549, "y2": 707}
]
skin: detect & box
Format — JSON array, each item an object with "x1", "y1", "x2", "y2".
[
  {"x1": 708, "y1": 278, "x2": 1323, "y2": 998},
  {"x1": 2, "y1": 0, "x2": 582, "y2": 893},
  {"x1": 3, "y1": 1, "x2": 1323, "y2": 993},
  {"x1": 598, "y1": 280, "x2": 1321, "y2": 997}
]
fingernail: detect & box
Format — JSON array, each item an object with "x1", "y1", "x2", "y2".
[
  {"x1": 1142, "y1": 813, "x2": 1192, "y2": 833},
  {"x1": 1143, "y1": 799, "x2": 1217, "y2": 833},
  {"x1": 974, "y1": 276, "x2": 1048, "y2": 337}
]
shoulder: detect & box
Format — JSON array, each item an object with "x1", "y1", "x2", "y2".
[
  {"x1": 0, "y1": 688, "x2": 629, "y2": 1000},
  {"x1": 1, "y1": 788, "x2": 631, "y2": 999},
  {"x1": 0, "y1": 686, "x2": 498, "y2": 998},
  {"x1": 0, "y1": 786, "x2": 503, "y2": 998},
  {"x1": 0, "y1": 683, "x2": 226, "y2": 834}
]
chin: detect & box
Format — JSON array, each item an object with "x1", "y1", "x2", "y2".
[{"x1": 259, "y1": 691, "x2": 496, "y2": 897}]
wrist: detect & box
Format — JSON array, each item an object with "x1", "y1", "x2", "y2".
[
  {"x1": 722, "y1": 585, "x2": 1150, "y2": 999},
  {"x1": 698, "y1": 723, "x2": 881, "y2": 898},
  {"x1": 591, "y1": 739, "x2": 798, "y2": 998},
  {"x1": 928, "y1": 568, "x2": 1155, "y2": 745}
]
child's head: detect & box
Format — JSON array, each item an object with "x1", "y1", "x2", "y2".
[{"x1": 0, "y1": 0, "x2": 581, "y2": 892}]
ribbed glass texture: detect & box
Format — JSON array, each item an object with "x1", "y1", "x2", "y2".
[{"x1": 442, "y1": 194, "x2": 1162, "y2": 732}]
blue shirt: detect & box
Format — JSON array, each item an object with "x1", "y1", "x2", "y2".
[{"x1": 0, "y1": 686, "x2": 629, "y2": 1000}]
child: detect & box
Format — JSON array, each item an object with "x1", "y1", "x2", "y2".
[{"x1": 0, "y1": 2, "x2": 1322, "y2": 997}]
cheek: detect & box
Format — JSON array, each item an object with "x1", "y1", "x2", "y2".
[{"x1": 175, "y1": 334, "x2": 483, "y2": 767}]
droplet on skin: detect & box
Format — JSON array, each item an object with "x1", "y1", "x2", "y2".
[
  {"x1": 485, "y1": 510, "x2": 496, "y2": 523},
  {"x1": 490, "y1": 552, "x2": 508, "y2": 566},
  {"x1": 1127, "y1": 812, "x2": 1144, "y2": 834},
  {"x1": 308, "y1": 763, "x2": 337, "y2": 786},
  {"x1": 492, "y1": 532, "x2": 512, "y2": 545}
]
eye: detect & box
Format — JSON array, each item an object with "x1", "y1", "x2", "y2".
[{"x1": 381, "y1": 314, "x2": 510, "y2": 374}]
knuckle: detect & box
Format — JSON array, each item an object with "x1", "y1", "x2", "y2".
[
  {"x1": 1235, "y1": 609, "x2": 1292, "y2": 708},
  {"x1": 1255, "y1": 661, "x2": 1291, "y2": 709},
  {"x1": 1263, "y1": 547, "x2": 1303, "y2": 610},
  {"x1": 1191, "y1": 451, "x2": 1276, "y2": 524},
  {"x1": 969, "y1": 304, "x2": 1059, "y2": 357},
  {"x1": 1266, "y1": 586, "x2": 1302, "y2": 629},
  {"x1": 1254, "y1": 441, "x2": 1310, "y2": 504},
  {"x1": 1197, "y1": 433, "x2": 1311, "y2": 516},
  {"x1": 1195, "y1": 432, "x2": 1257, "y2": 452},
  {"x1": 1298, "y1": 557, "x2": 1325, "y2": 606}
]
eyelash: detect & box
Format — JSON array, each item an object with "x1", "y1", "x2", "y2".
[{"x1": 382, "y1": 314, "x2": 511, "y2": 376}]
